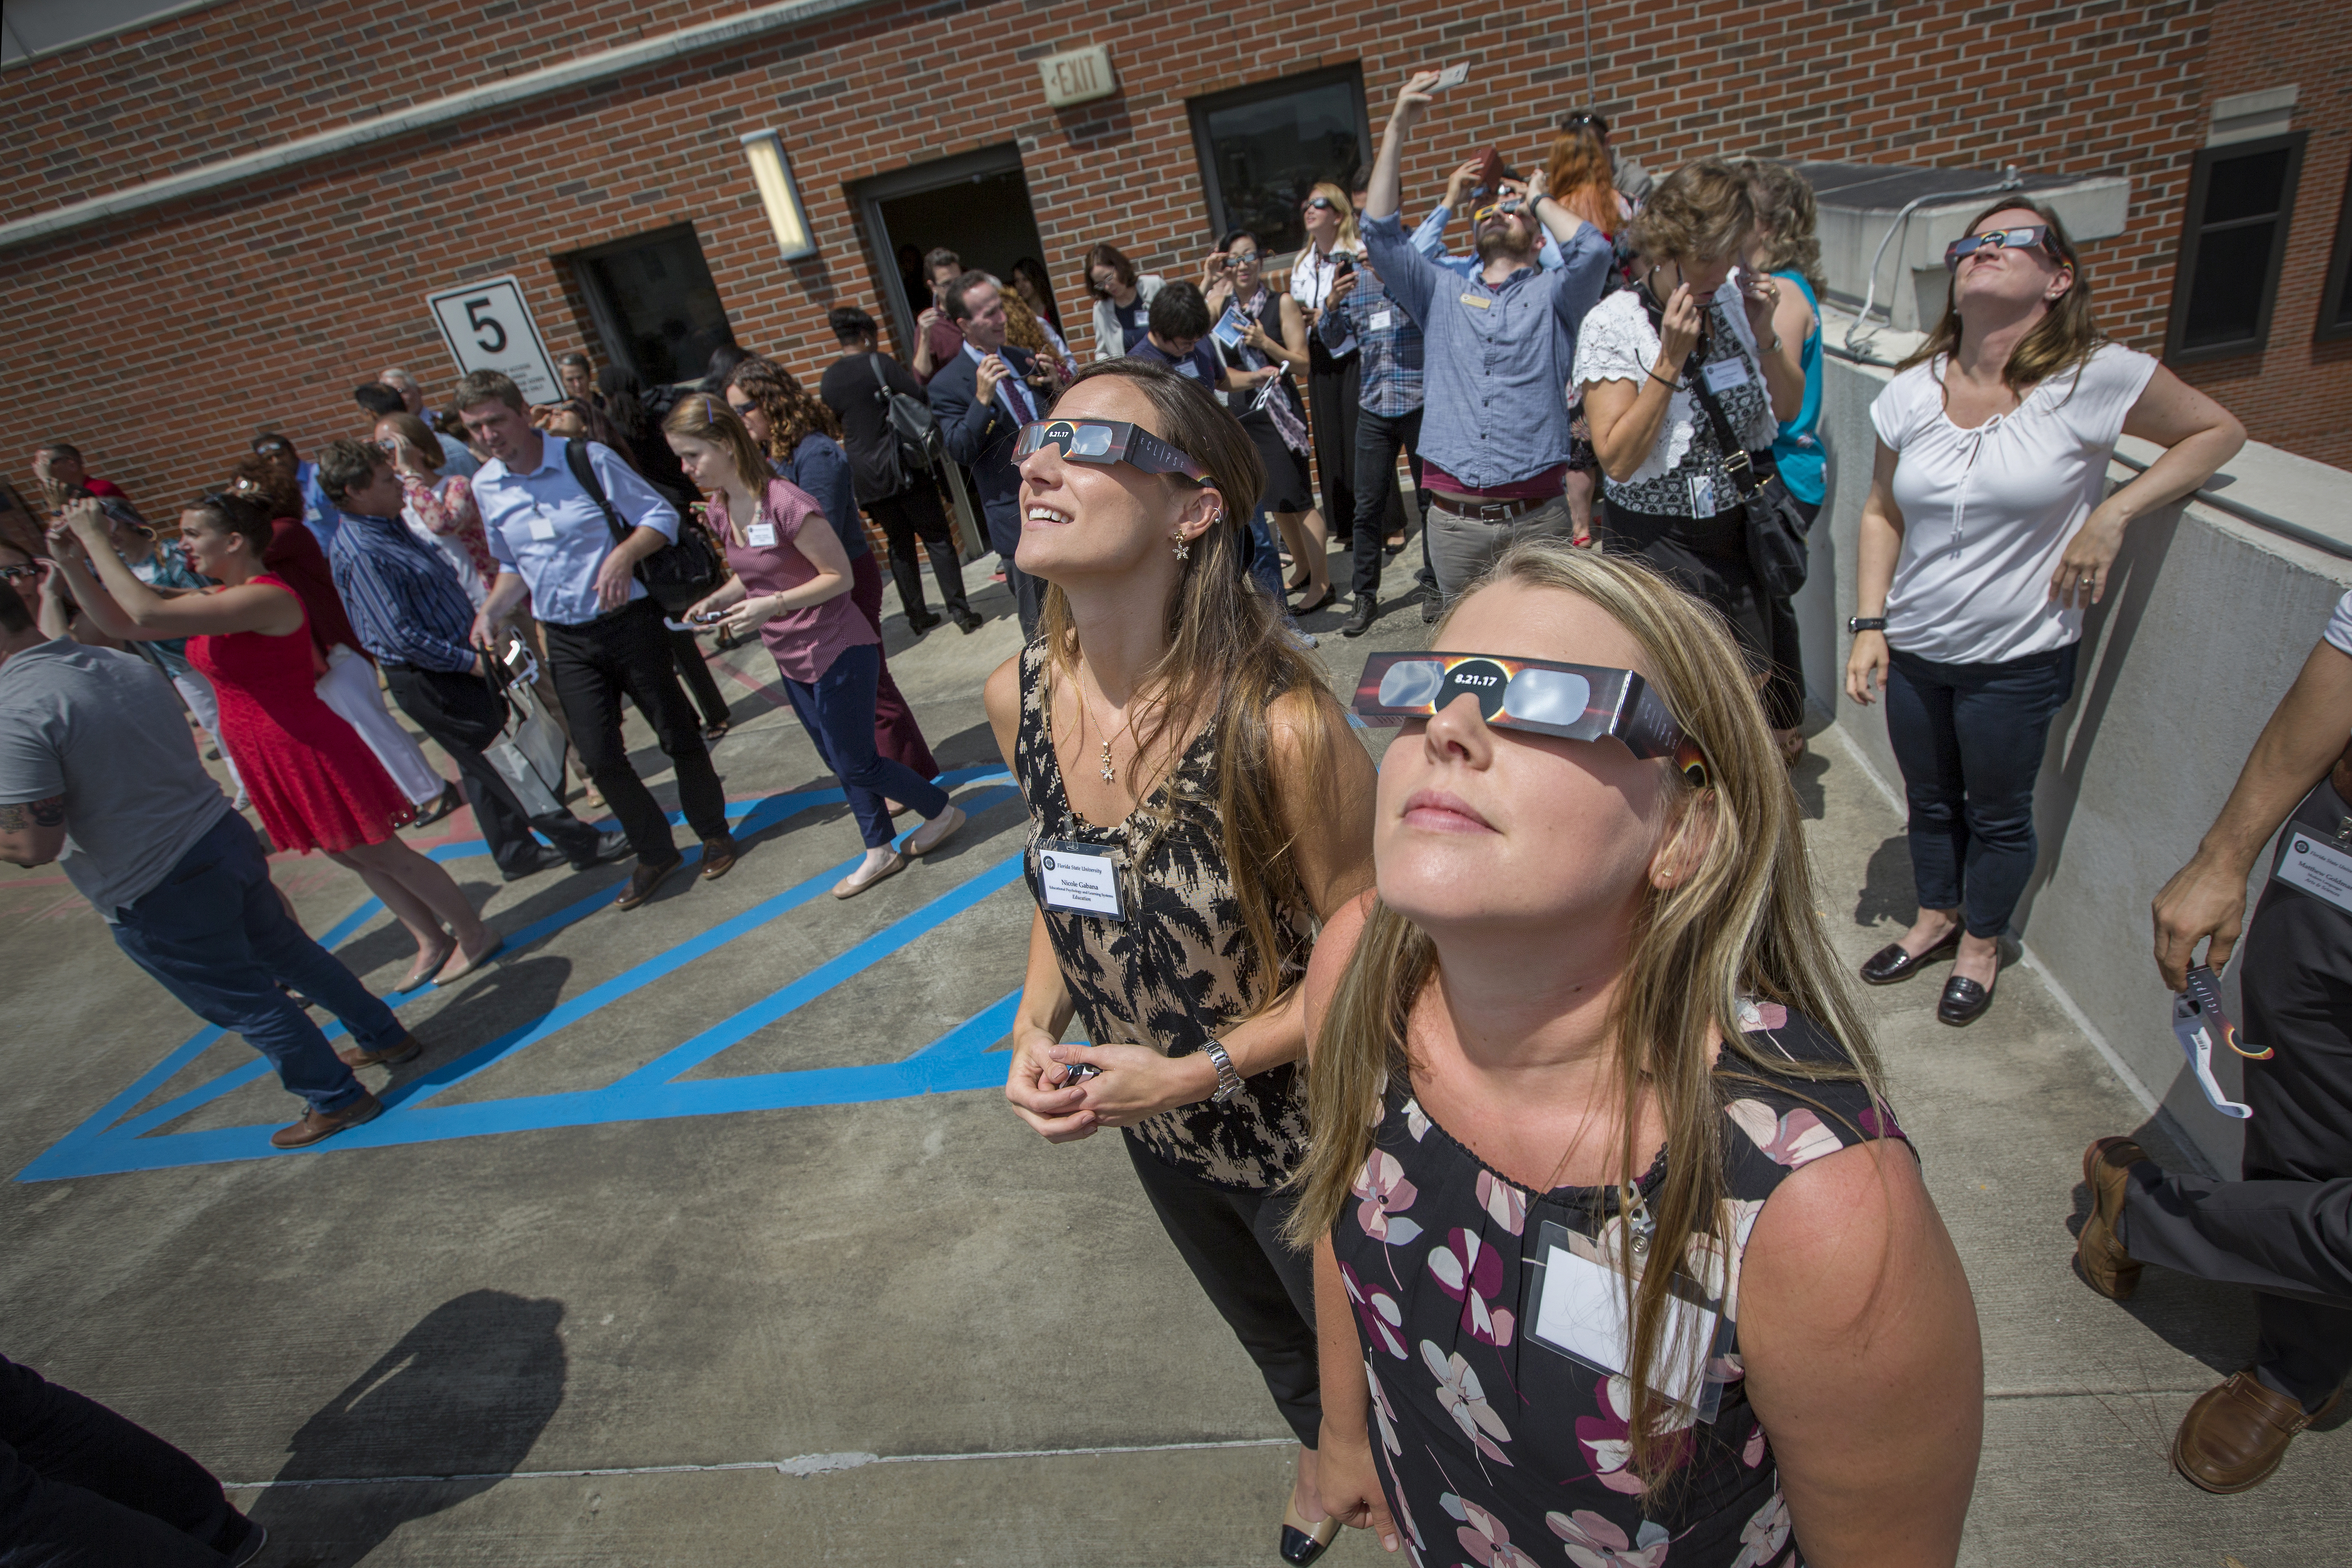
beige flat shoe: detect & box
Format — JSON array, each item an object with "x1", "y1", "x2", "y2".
[
  {"x1": 904, "y1": 804, "x2": 966, "y2": 857},
  {"x1": 833, "y1": 851, "x2": 906, "y2": 899}
]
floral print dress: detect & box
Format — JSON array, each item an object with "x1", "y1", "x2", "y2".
[
  {"x1": 1012, "y1": 642, "x2": 1314, "y2": 1189},
  {"x1": 1332, "y1": 1004, "x2": 1905, "y2": 1568}
]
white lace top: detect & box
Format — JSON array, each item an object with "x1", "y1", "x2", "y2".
[{"x1": 1572, "y1": 282, "x2": 1778, "y2": 517}]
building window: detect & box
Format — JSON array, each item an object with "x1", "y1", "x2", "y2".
[
  {"x1": 565, "y1": 224, "x2": 737, "y2": 388},
  {"x1": 2316, "y1": 160, "x2": 2352, "y2": 344},
  {"x1": 1187, "y1": 66, "x2": 1371, "y2": 258},
  {"x1": 2165, "y1": 131, "x2": 2308, "y2": 363}
]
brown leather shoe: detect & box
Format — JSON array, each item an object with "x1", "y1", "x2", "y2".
[
  {"x1": 336, "y1": 1033, "x2": 422, "y2": 1070},
  {"x1": 2075, "y1": 1136, "x2": 2147, "y2": 1299},
  {"x1": 616, "y1": 855, "x2": 681, "y2": 910},
  {"x1": 699, "y1": 833, "x2": 739, "y2": 881},
  {"x1": 270, "y1": 1091, "x2": 383, "y2": 1149},
  {"x1": 2172, "y1": 1370, "x2": 2341, "y2": 1493}
]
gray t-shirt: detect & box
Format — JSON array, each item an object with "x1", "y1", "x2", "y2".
[{"x1": 0, "y1": 639, "x2": 232, "y2": 920}]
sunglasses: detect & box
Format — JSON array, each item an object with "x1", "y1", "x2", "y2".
[
  {"x1": 1353, "y1": 651, "x2": 1707, "y2": 785},
  {"x1": 1015, "y1": 419, "x2": 1209, "y2": 483},
  {"x1": 1944, "y1": 225, "x2": 2061, "y2": 269},
  {"x1": 1303, "y1": 196, "x2": 1340, "y2": 213}
]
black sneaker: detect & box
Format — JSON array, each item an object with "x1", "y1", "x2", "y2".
[{"x1": 1341, "y1": 599, "x2": 1377, "y2": 638}]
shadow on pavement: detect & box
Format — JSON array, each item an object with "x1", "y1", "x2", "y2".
[
  {"x1": 1855, "y1": 832, "x2": 1917, "y2": 930},
  {"x1": 245, "y1": 1290, "x2": 566, "y2": 1567}
]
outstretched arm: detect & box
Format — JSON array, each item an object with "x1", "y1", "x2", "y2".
[
  {"x1": 1365, "y1": 69, "x2": 1440, "y2": 222},
  {"x1": 47, "y1": 502, "x2": 301, "y2": 640}
]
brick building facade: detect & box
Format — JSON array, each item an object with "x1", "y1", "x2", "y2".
[{"x1": 2, "y1": 0, "x2": 2345, "y2": 513}]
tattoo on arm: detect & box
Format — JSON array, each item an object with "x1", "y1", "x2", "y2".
[{"x1": 0, "y1": 795, "x2": 67, "y2": 831}]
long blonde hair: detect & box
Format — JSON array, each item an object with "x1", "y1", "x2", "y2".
[
  {"x1": 1310, "y1": 180, "x2": 1362, "y2": 254},
  {"x1": 1038, "y1": 357, "x2": 1340, "y2": 1015},
  {"x1": 1287, "y1": 541, "x2": 1884, "y2": 1487}
]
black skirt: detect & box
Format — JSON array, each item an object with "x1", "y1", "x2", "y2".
[{"x1": 1242, "y1": 412, "x2": 1314, "y2": 514}]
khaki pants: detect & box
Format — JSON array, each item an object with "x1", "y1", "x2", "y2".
[{"x1": 1424, "y1": 494, "x2": 1576, "y2": 601}]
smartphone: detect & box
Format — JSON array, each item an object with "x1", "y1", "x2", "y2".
[
  {"x1": 1333, "y1": 255, "x2": 1355, "y2": 280},
  {"x1": 689, "y1": 608, "x2": 726, "y2": 626},
  {"x1": 1432, "y1": 64, "x2": 1469, "y2": 91}
]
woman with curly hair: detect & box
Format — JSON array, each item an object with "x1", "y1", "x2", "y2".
[{"x1": 728, "y1": 359, "x2": 936, "y2": 781}]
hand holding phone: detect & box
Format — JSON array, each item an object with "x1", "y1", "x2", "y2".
[{"x1": 1432, "y1": 64, "x2": 1468, "y2": 91}]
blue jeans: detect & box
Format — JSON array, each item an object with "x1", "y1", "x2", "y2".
[
  {"x1": 108, "y1": 811, "x2": 403, "y2": 1114},
  {"x1": 780, "y1": 643, "x2": 950, "y2": 849},
  {"x1": 1884, "y1": 643, "x2": 2078, "y2": 939}
]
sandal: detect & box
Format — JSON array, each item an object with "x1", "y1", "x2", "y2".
[{"x1": 833, "y1": 851, "x2": 906, "y2": 899}]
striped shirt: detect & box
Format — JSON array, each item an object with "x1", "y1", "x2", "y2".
[{"x1": 327, "y1": 510, "x2": 479, "y2": 674}]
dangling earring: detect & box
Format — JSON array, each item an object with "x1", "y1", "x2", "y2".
[{"x1": 1172, "y1": 530, "x2": 1192, "y2": 563}]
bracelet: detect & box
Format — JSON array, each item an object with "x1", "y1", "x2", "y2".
[
  {"x1": 1203, "y1": 1039, "x2": 1243, "y2": 1104},
  {"x1": 1647, "y1": 367, "x2": 1683, "y2": 390}
]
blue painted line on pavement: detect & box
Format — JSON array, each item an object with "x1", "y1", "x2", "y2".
[{"x1": 16, "y1": 771, "x2": 1027, "y2": 1182}]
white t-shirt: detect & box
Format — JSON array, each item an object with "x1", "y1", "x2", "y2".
[
  {"x1": 1870, "y1": 342, "x2": 2156, "y2": 665},
  {"x1": 2325, "y1": 588, "x2": 2352, "y2": 658}
]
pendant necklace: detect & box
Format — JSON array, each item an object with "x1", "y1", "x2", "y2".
[{"x1": 1073, "y1": 666, "x2": 1139, "y2": 786}]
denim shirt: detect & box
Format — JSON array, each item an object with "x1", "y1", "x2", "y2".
[
  {"x1": 1363, "y1": 209, "x2": 1612, "y2": 488},
  {"x1": 1317, "y1": 266, "x2": 1424, "y2": 418}
]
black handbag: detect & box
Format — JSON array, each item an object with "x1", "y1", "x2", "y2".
[
  {"x1": 564, "y1": 437, "x2": 722, "y2": 615},
  {"x1": 1685, "y1": 351, "x2": 1812, "y2": 599}
]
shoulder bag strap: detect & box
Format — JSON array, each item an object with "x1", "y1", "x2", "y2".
[{"x1": 563, "y1": 438, "x2": 629, "y2": 545}]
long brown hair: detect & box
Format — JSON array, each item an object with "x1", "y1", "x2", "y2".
[
  {"x1": 727, "y1": 357, "x2": 842, "y2": 462},
  {"x1": 1898, "y1": 196, "x2": 2100, "y2": 396},
  {"x1": 1038, "y1": 357, "x2": 1339, "y2": 1016},
  {"x1": 659, "y1": 394, "x2": 772, "y2": 502},
  {"x1": 1546, "y1": 125, "x2": 1621, "y2": 237},
  {"x1": 1286, "y1": 541, "x2": 1885, "y2": 1489}
]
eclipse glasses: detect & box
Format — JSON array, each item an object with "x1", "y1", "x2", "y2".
[
  {"x1": 1943, "y1": 224, "x2": 2062, "y2": 270},
  {"x1": 1353, "y1": 651, "x2": 1707, "y2": 785},
  {"x1": 1014, "y1": 419, "x2": 1209, "y2": 483}
]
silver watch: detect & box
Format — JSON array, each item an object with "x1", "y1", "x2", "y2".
[{"x1": 1204, "y1": 1040, "x2": 1243, "y2": 1103}]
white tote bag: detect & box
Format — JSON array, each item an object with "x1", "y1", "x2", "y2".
[{"x1": 482, "y1": 639, "x2": 568, "y2": 820}]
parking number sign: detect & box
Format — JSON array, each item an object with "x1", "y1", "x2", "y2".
[{"x1": 425, "y1": 276, "x2": 563, "y2": 403}]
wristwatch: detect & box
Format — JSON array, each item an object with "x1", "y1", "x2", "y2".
[
  {"x1": 1846, "y1": 616, "x2": 1887, "y2": 634},
  {"x1": 1203, "y1": 1040, "x2": 1243, "y2": 1104}
]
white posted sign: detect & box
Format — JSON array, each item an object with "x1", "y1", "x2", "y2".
[
  {"x1": 425, "y1": 275, "x2": 562, "y2": 403},
  {"x1": 1038, "y1": 44, "x2": 1116, "y2": 108}
]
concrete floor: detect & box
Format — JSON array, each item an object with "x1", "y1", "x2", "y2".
[{"x1": 1, "y1": 542, "x2": 2344, "y2": 1566}]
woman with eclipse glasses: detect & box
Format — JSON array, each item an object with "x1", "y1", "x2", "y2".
[
  {"x1": 1303, "y1": 539, "x2": 1984, "y2": 1565},
  {"x1": 984, "y1": 358, "x2": 1376, "y2": 1564},
  {"x1": 1846, "y1": 198, "x2": 2241, "y2": 1025}
]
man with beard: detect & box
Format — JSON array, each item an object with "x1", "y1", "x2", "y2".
[{"x1": 1360, "y1": 68, "x2": 1612, "y2": 601}]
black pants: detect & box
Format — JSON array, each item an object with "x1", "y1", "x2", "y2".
[
  {"x1": 382, "y1": 663, "x2": 606, "y2": 875},
  {"x1": 669, "y1": 628, "x2": 730, "y2": 731},
  {"x1": 1348, "y1": 406, "x2": 1423, "y2": 601},
  {"x1": 867, "y1": 481, "x2": 971, "y2": 622},
  {"x1": 2121, "y1": 777, "x2": 2352, "y2": 1410},
  {"x1": 1124, "y1": 1134, "x2": 1321, "y2": 1447},
  {"x1": 1307, "y1": 339, "x2": 1359, "y2": 542},
  {"x1": 0, "y1": 1354, "x2": 249, "y2": 1565},
  {"x1": 540, "y1": 599, "x2": 729, "y2": 861}
]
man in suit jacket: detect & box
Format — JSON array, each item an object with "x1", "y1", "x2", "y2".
[{"x1": 926, "y1": 271, "x2": 1054, "y2": 639}]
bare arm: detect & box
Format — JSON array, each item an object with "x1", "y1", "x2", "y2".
[
  {"x1": 1365, "y1": 70, "x2": 1439, "y2": 222},
  {"x1": 1740, "y1": 1139, "x2": 1983, "y2": 1567},
  {"x1": 1843, "y1": 441, "x2": 1906, "y2": 706},
  {"x1": 1747, "y1": 277, "x2": 1809, "y2": 424},
  {"x1": 2049, "y1": 365, "x2": 2245, "y2": 608},
  {"x1": 1245, "y1": 294, "x2": 1312, "y2": 373},
  {"x1": 1585, "y1": 285, "x2": 1704, "y2": 482},
  {"x1": 0, "y1": 793, "x2": 68, "y2": 867},
  {"x1": 47, "y1": 511, "x2": 301, "y2": 641},
  {"x1": 471, "y1": 570, "x2": 530, "y2": 648},
  {"x1": 2152, "y1": 635, "x2": 2352, "y2": 988}
]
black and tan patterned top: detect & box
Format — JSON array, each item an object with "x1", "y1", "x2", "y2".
[{"x1": 1013, "y1": 642, "x2": 1313, "y2": 1190}]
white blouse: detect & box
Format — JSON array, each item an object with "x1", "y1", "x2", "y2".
[
  {"x1": 1871, "y1": 343, "x2": 2157, "y2": 666},
  {"x1": 1572, "y1": 283, "x2": 1778, "y2": 501}
]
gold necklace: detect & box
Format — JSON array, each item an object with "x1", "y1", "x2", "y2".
[{"x1": 1071, "y1": 666, "x2": 1139, "y2": 786}]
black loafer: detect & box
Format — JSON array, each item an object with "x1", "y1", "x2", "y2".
[
  {"x1": 1341, "y1": 598, "x2": 1377, "y2": 638},
  {"x1": 1858, "y1": 934, "x2": 1959, "y2": 985},
  {"x1": 569, "y1": 828, "x2": 633, "y2": 871},
  {"x1": 1938, "y1": 973, "x2": 1996, "y2": 1026}
]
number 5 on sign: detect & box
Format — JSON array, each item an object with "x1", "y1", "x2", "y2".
[{"x1": 424, "y1": 275, "x2": 563, "y2": 403}]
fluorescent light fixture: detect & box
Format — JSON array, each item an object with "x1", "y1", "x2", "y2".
[{"x1": 739, "y1": 129, "x2": 815, "y2": 260}]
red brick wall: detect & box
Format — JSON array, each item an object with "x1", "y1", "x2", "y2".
[
  {"x1": 9, "y1": 0, "x2": 2323, "y2": 517},
  {"x1": 2174, "y1": 0, "x2": 2352, "y2": 468}
]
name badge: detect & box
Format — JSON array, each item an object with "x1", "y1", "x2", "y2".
[
  {"x1": 1702, "y1": 358, "x2": 1751, "y2": 394},
  {"x1": 744, "y1": 522, "x2": 778, "y2": 548},
  {"x1": 1687, "y1": 471, "x2": 1719, "y2": 517},
  {"x1": 1528, "y1": 1220, "x2": 1724, "y2": 1420},
  {"x1": 1458, "y1": 292, "x2": 1492, "y2": 310},
  {"x1": 527, "y1": 508, "x2": 556, "y2": 541},
  {"x1": 1368, "y1": 309, "x2": 1395, "y2": 332},
  {"x1": 2275, "y1": 830, "x2": 2352, "y2": 914},
  {"x1": 1036, "y1": 839, "x2": 1123, "y2": 919},
  {"x1": 1174, "y1": 359, "x2": 1201, "y2": 380}
]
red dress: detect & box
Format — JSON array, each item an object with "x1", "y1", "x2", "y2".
[{"x1": 188, "y1": 575, "x2": 410, "y2": 853}]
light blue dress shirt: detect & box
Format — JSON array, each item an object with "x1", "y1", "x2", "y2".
[
  {"x1": 434, "y1": 432, "x2": 482, "y2": 480},
  {"x1": 474, "y1": 435, "x2": 679, "y2": 627}
]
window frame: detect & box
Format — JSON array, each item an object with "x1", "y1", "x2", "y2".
[
  {"x1": 561, "y1": 221, "x2": 738, "y2": 388},
  {"x1": 2163, "y1": 129, "x2": 2309, "y2": 364},
  {"x1": 1185, "y1": 64, "x2": 1373, "y2": 255},
  {"x1": 2314, "y1": 156, "x2": 2352, "y2": 344}
]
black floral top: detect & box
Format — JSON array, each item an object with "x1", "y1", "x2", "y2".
[
  {"x1": 1013, "y1": 643, "x2": 1314, "y2": 1189},
  {"x1": 1331, "y1": 1003, "x2": 1906, "y2": 1567}
]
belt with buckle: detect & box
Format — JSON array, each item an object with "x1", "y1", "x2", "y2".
[{"x1": 1429, "y1": 491, "x2": 1556, "y2": 522}]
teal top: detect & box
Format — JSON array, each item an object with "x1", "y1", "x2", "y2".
[{"x1": 1771, "y1": 270, "x2": 1826, "y2": 505}]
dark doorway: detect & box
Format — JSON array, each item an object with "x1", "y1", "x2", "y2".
[
  {"x1": 852, "y1": 145, "x2": 1054, "y2": 354},
  {"x1": 566, "y1": 223, "x2": 738, "y2": 388}
]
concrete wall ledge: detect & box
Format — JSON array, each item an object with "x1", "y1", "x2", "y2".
[{"x1": 1804, "y1": 307, "x2": 2352, "y2": 1173}]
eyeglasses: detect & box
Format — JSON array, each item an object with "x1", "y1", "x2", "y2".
[
  {"x1": 1015, "y1": 419, "x2": 1209, "y2": 483},
  {"x1": 1944, "y1": 225, "x2": 2061, "y2": 269},
  {"x1": 1353, "y1": 651, "x2": 1707, "y2": 785}
]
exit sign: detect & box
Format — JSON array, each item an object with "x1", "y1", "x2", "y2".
[{"x1": 1038, "y1": 44, "x2": 1116, "y2": 108}]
